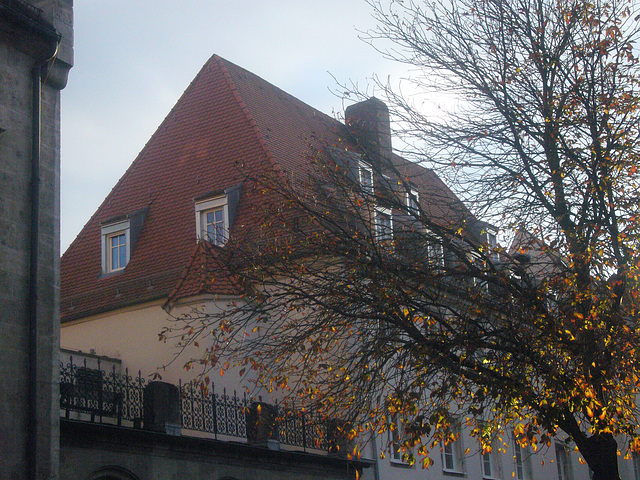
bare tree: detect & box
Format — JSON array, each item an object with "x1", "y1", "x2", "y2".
[{"x1": 164, "y1": 1, "x2": 640, "y2": 479}]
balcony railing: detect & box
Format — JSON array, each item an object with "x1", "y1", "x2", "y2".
[{"x1": 60, "y1": 356, "x2": 335, "y2": 453}]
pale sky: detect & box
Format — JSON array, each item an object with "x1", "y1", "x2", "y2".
[{"x1": 60, "y1": 1, "x2": 406, "y2": 252}]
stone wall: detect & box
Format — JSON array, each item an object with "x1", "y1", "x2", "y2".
[
  {"x1": 60, "y1": 420, "x2": 367, "y2": 480},
  {"x1": 0, "y1": 0, "x2": 72, "y2": 478}
]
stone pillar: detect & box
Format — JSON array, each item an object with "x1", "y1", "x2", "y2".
[
  {"x1": 0, "y1": 1, "x2": 72, "y2": 478},
  {"x1": 246, "y1": 401, "x2": 278, "y2": 448},
  {"x1": 327, "y1": 419, "x2": 353, "y2": 457},
  {"x1": 143, "y1": 381, "x2": 182, "y2": 435}
]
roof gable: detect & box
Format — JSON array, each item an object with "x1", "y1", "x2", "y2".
[
  {"x1": 61, "y1": 56, "x2": 276, "y2": 320},
  {"x1": 61, "y1": 55, "x2": 478, "y2": 322}
]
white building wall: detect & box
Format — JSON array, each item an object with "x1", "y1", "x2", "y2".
[
  {"x1": 61, "y1": 298, "x2": 635, "y2": 480},
  {"x1": 60, "y1": 296, "x2": 247, "y2": 389}
]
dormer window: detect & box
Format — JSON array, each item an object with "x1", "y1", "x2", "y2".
[
  {"x1": 195, "y1": 196, "x2": 229, "y2": 246},
  {"x1": 101, "y1": 220, "x2": 130, "y2": 274},
  {"x1": 406, "y1": 188, "x2": 419, "y2": 212},
  {"x1": 359, "y1": 161, "x2": 373, "y2": 194},
  {"x1": 375, "y1": 207, "x2": 393, "y2": 242},
  {"x1": 486, "y1": 229, "x2": 499, "y2": 261}
]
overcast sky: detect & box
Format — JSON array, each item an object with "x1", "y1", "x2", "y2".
[{"x1": 60, "y1": 1, "x2": 407, "y2": 252}]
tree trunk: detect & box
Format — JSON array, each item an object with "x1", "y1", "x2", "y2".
[{"x1": 575, "y1": 432, "x2": 620, "y2": 480}]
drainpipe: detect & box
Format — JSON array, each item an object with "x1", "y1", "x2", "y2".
[
  {"x1": 26, "y1": 61, "x2": 42, "y2": 480},
  {"x1": 27, "y1": 43, "x2": 59, "y2": 479}
]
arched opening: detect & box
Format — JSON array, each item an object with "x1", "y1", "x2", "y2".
[{"x1": 86, "y1": 466, "x2": 141, "y2": 480}]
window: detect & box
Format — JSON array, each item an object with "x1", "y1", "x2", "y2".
[
  {"x1": 513, "y1": 441, "x2": 532, "y2": 480},
  {"x1": 482, "y1": 447, "x2": 503, "y2": 479},
  {"x1": 375, "y1": 207, "x2": 393, "y2": 242},
  {"x1": 486, "y1": 229, "x2": 499, "y2": 261},
  {"x1": 388, "y1": 416, "x2": 411, "y2": 465},
  {"x1": 555, "y1": 442, "x2": 573, "y2": 480},
  {"x1": 359, "y1": 161, "x2": 373, "y2": 194},
  {"x1": 443, "y1": 440, "x2": 456, "y2": 471},
  {"x1": 109, "y1": 233, "x2": 126, "y2": 270},
  {"x1": 195, "y1": 196, "x2": 229, "y2": 245},
  {"x1": 406, "y1": 188, "x2": 419, "y2": 212},
  {"x1": 390, "y1": 426, "x2": 402, "y2": 462},
  {"x1": 101, "y1": 220, "x2": 130, "y2": 274},
  {"x1": 427, "y1": 241, "x2": 444, "y2": 267},
  {"x1": 441, "y1": 425, "x2": 465, "y2": 474},
  {"x1": 478, "y1": 423, "x2": 503, "y2": 480}
]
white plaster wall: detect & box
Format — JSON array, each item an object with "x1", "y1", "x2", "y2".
[
  {"x1": 366, "y1": 428, "x2": 596, "y2": 480},
  {"x1": 60, "y1": 297, "x2": 247, "y2": 392}
]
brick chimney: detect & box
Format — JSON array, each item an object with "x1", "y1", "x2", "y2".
[{"x1": 345, "y1": 97, "x2": 392, "y2": 166}]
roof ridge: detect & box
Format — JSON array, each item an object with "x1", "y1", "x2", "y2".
[
  {"x1": 164, "y1": 241, "x2": 204, "y2": 310},
  {"x1": 212, "y1": 55, "x2": 287, "y2": 180},
  {"x1": 163, "y1": 240, "x2": 245, "y2": 311}
]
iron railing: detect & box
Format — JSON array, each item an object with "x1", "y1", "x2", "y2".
[{"x1": 59, "y1": 356, "x2": 331, "y2": 452}]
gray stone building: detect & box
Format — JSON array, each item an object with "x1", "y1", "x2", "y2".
[{"x1": 0, "y1": 0, "x2": 73, "y2": 478}]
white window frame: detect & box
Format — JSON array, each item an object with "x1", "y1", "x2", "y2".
[
  {"x1": 359, "y1": 161, "x2": 373, "y2": 194},
  {"x1": 388, "y1": 415, "x2": 412, "y2": 465},
  {"x1": 389, "y1": 422, "x2": 403, "y2": 464},
  {"x1": 195, "y1": 196, "x2": 229, "y2": 246},
  {"x1": 101, "y1": 220, "x2": 130, "y2": 274},
  {"x1": 555, "y1": 442, "x2": 573, "y2": 480},
  {"x1": 428, "y1": 241, "x2": 445, "y2": 267},
  {"x1": 486, "y1": 229, "x2": 499, "y2": 261},
  {"x1": 482, "y1": 446, "x2": 503, "y2": 480},
  {"x1": 513, "y1": 441, "x2": 532, "y2": 480},
  {"x1": 441, "y1": 426, "x2": 465, "y2": 474},
  {"x1": 375, "y1": 207, "x2": 393, "y2": 243},
  {"x1": 406, "y1": 188, "x2": 419, "y2": 212}
]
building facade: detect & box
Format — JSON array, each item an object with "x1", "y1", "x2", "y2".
[{"x1": 59, "y1": 54, "x2": 634, "y2": 480}]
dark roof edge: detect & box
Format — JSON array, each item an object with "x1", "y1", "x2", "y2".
[{"x1": 61, "y1": 293, "x2": 168, "y2": 324}]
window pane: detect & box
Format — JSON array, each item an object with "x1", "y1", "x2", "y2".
[
  {"x1": 515, "y1": 443, "x2": 524, "y2": 479},
  {"x1": 376, "y1": 210, "x2": 392, "y2": 241},
  {"x1": 204, "y1": 207, "x2": 226, "y2": 245},
  {"x1": 110, "y1": 233, "x2": 126, "y2": 270},
  {"x1": 483, "y1": 452, "x2": 492, "y2": 477},
  {"x1": 444, "y1": 442, "x2": 454, "y2": 470},
  {"x1": 118, "y1": 242, "x2": 126, "y2": 269},
  {"x1": 428, "y1": 242, "x2": 444, "y2": 266},
  {"x1": 556, "y1": 444, "x2": 571, "y2": 480},
  {"x1": 407, "y1": 190, "x2": 419, "y2": 211},
  {"x1": 360, "y1": 165, "x2": 373, "y2": 193}
]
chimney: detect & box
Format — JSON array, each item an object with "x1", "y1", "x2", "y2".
[{"x1": 345, "y1": 97, "x2": 392, "y2": 166}]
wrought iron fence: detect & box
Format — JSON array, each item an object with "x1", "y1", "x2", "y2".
[
  {"x1": 59, "y1": 356, "x2": 332, "y2": 452},
  {"x1": 60, "y1": 356, "x2": 145, "y2": 426},
  {"x1": 179, "y1": 380, "x2": 248, "y2": 438}
]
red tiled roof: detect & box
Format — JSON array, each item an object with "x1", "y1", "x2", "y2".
[
  {"x1": 61, "y1": 55, "x2": 274, "y2": 321},
  {"x1": 164, "y1": 241, "x2": 245, "y2": 307},
  {"x1": 61, "y1": 55, "x2": 476, "y2": 322}
]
